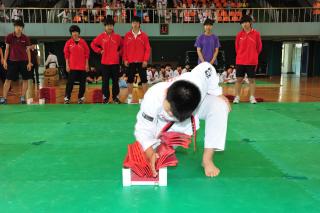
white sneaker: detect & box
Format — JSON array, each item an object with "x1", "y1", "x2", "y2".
[
  {"x1": 78, "y1": 97, "x2": 85, "y2": 104},
  {"x1": 250, "y1": 96, "x2": 257, "y2": 104},
  {"x1": 233, "y1": 96, "x2": 240, "y2": 104},
  {"x1": 64, "y1": 97, "x2": 70, "y2": 104},
  {"x1": 127, "y1": 94, "x2": 132, "y2": 104}
]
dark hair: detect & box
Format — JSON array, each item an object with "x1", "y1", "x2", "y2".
[
  {"x1": 104, "y1": 15, "x2": 115, "y2": 26},
  {"x1": 49, "y1": 49, "x2": 55, "y2": 54},
  {"x1": 131, "y1": 16, "x2": 141, "y2": 23},
  {"x1": 166, "y1": 80, "x2": 201, "y2": 122},
  {"x1": 203, "y1": 18, "x2": 213, "y2": 26},
  {"x1": 69, "y1": 25, "x2": 81, "y2": 34},
  {"x1": 13, "y1": 20, "x2": 24, "y2": 28},
  {"x1": 240, "y1": 15, "x2": 252, "y2": 24}
]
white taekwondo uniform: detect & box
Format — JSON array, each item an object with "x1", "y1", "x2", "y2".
[{"x1": 135, "y1": 62, "x2": 229, "y2": 152}]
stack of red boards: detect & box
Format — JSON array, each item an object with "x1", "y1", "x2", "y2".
[
  {"x1": 123, "y1": 142, "x2": 153, "y2": 177},
  {"x1": 39, "y1": 87, "x2": 56, "y2": 104},
  {"x1": 160, "y1": 132, "x2": 192, "y2": 149},
  {"x1": 122, "y1": 132, "x2": 192, "y2": 186},
  {"x1": 92, "y1": 89, "x2": 103, "y2": 103}
]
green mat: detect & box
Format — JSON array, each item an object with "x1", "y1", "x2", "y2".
[
  {"x1": 87, "y1": 81, "x2": 104, "y2": 87},
  {"x1": 0, "y1": 103, "x2": 319, "y2": 212},
  {"x1": 89, "y1": 80, "x2": 280, "y2": 88},
  {"x1": 87, "y1": 80, "x2": 112, "y2": 87},
  {"x1": 221, "y1": 80, "x2": 280, "y2": 87},
  {"x1": 255, "y1": 80, "x2": 278, "y2": 85}
]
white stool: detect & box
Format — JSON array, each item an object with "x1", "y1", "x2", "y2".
[{"x1": 122, "y1": 167, "x2": 167, "y2": 186}]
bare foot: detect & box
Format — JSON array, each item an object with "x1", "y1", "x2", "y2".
[{"x1": 202, "y1": 161, "x2": 220, "y2": 177}]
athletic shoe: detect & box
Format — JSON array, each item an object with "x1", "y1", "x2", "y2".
[
  {"x1": 103, "y1": 98, "x2": 109, "y2": 104},
  {"x1": 78, "y1": 97, "x2": 85, "y2": 104},
  {"x1": 250, "y1": 96, "x2": 257, "y2": 104},
  {"x1": 127, "y1": 94, "x2": 133, "y2": 104},
  {"x1": 233, "y1": 96, "x2": 240, "y2": 104},
  {"x1": 20, "y1": 96, "x2": 26, "y2": 104},
  {"x1": 64, "y1": 97, "x2": 70, "y2": 104},
  {"x1": 113, "y1": 97, "x2": 121, "y2": 104},
  {"x1": 0, "y1": 97, "x2": 7, "y2": 104}
]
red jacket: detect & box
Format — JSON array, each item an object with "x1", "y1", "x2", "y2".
[
  {"x1": 123, "y1": 30, "x2": 151, "y2": 63},
  {"x1": 91, "y1": 31, "x2": 123, "y2": 65},
  {"x1": 64, "y1": 38, "x2": 90, "y2": 71},
  {"x1": 235, "y1": 29, "x2": 262, "y2": 66}
]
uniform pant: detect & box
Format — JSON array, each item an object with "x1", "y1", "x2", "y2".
[
  {"x1": 65, "y1": 70, "x2": 87, "y2": 99},
  {"x1": 196, "y1": 95, "x2": 229, "y2": 151},
  {"x1": 101, "y1": 64, "x2": 120, "y2": 101}
]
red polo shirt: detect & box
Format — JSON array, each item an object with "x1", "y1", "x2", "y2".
[{"x1": 5, "y1": 32, "x2": 30, "y2": 62}]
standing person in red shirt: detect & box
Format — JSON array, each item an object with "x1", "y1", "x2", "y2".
[
  {"x1": 91, "y1": 16, "x2": 123, "y2": 104},
  {"x1": 123, "y1": 16, "x2": 151, "y2": 104},
  {"x1": 64, "y1": 25, "x2": 90, "y2": 104},
  {"x1": 0, "y1": 20, "x2": 32, "y2": 104},
  {"x1": 233, "y1": 15, "x2": 262, "y2": 104}
]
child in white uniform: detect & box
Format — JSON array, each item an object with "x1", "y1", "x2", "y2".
[
  {"x1": 159, "y1": 65, "x2": 167, "y2": 82},
  {"x1": 172, "y1": 64, "x2": 186, "y2": 78},
  {"x1": 134, "y1": 62, "x2": 230, "y2": 178},
  {"x1": 147, "y1": 65, "x2": 160, "y2": 85},
  {"x1": 220, "y1": 66, "x2": 237, "y2": 83},
  {"x1": 165, "y1": 64, "x2": 174, "y2": 79}
]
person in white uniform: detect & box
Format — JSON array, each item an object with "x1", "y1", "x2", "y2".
[
  {"x1": 172, "y1": 64, "x2": 187, "y2": 78},
  {"x1": 45, "y1": 50, "x2": 59, "y2": 68},
  {"x1": 147, "y1": 65, "x2": 160, "y2": 85},
  {"x1": 220, "y1": 66, "x2": 237, "y2": 83},
  {"x1": 134, "y1": 62, "x2": 230, "y2": 178},
  {"x1": 165, "y1": 64, "x2": 174, "y2": 79}
]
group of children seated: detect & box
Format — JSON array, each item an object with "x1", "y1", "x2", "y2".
[
  {"x1": 219, "y1": 65, "x2": 249, "y2": 84},
  {"x1": 85, "y1": 64, "x2": 249, "y2": 89},
  {"x1": 146, "y1": 64, "x2": 191, "y2": 85},
  {"x1": 123, "y1": 64, "x2": 192, "y2": 88},
  {"x1": 83, "y1": 64, "x2": 192, "y2": 89}
]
